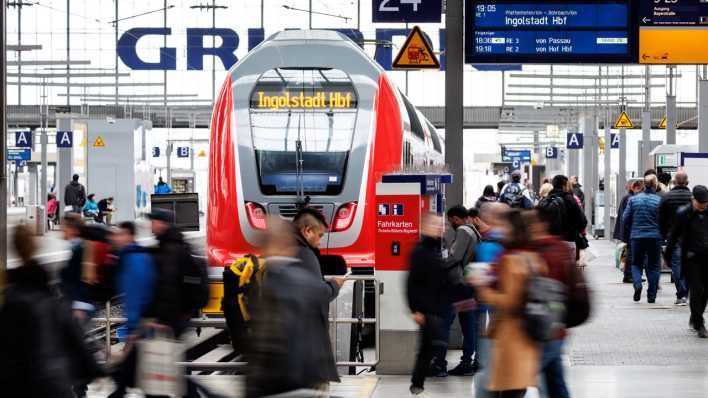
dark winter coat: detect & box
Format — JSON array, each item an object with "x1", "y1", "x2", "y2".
[
  {"x1": 666, "y1": 204, "x2": 708, "y2": 282},
  {"x1": 58, "y1": 239, "x2": 93, "y2": 310},
  {"x1": 659, "y1": 186, "x2": 693, "y2": 239},
  {"x1": 64, "y1": 180, "x2": 86, "y2": 207},
  {"x1": 407, "y1": 237, "x2": 448, "y2": 315},
  {"x1": 294, "y1": 233, "x2": 340, "y2": 301},
  {"x1": 613, "y1": 192, "x2": 634, "y2": 242},
  {"x1": 0, "y1": 262, "x2": 103, "y2": 397},
  {"x1": 246, "y1": 257, "x2": 341, "y2": 397},
  {"x1": 547, "y1": 188, "x2": 588, "y2": 243}
]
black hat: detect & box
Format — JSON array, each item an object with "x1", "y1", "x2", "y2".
[
  {"x1": 147, "y1": 208, "x2": 175, "y2": 224},
  {"x1": 693, "y1": 185, "x2": 708, "y2": 204}
]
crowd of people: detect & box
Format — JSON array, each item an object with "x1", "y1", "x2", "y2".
[
  {"x1": 408, "y1": 173, "x2": 591, "y2": 397},
  {"x1": 614, "y1": 169, "x2": 708, "y2": 338},
  {"x1": 62, "y1": 174, "x2": 115, "y2": 225}
]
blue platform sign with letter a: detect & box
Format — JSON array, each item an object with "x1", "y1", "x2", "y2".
[
  {"x1": 610, "y1": 133, "x2": 620, "y2": 149},
  {"x1": 15, "y1": 131, "x2": 32, "y2": 148},
  {"x1": 177, "y1": 147, "x2": 190, "y2": 158},
  {"x1": 152, "y1": 147, "x2": 161, "y2": 157},
  {"x1": 545, "y1": 147, "x2": 559, "y2": 159},
  {"x1": 567, "y1": 133, "x2": 584, "y2": 149},
  {"x1": 56, "y1": 131, "x2": 73, "y2": 148},
  {"x1": 373, "y1": 0, "x2": 442, "y2": 23}
]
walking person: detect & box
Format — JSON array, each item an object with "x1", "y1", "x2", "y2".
[
  {"x1": 64, "y1": 173, "x2": 87, "y2": 214},
  {"x1": 0, "y1": 225, "x2": 104, "y2": 397},
  {"x1": 499, "y1": 170, "x2": 533, "y2": 209},
  {"x1": 659, "y1": 171, "x2": 692, "y2": 305},
  {"x1": 435, "y1": 205, "x2": 480, "y2": 376},
  {"x1": 614, "y1": 180, "x2": 644, "y2": 283},
  {"x1": 468, "y1": 209, "x2": 543, "y2": 398},
  {"x1": 666, "y1": 186, "x2": 708, "y2": 338},
  {"x1": 539, "y1": 175, "x2": 588, "y2": 257},
  {"x1": 476, "y1": 185, "x2": 498, "y2": 209},
  {"x1": 408, "y1": 213, "x2": 448, "y2": 396},
  {"x1": 107, "y1": 221, "x2": 156, "y2": 398},
  {"x1": 622, "y1": 174, "x2": 663, "y2": 303}
]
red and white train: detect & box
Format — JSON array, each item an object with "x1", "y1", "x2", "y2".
[{"x1": 207, "y1": 30, "x2": 444, "y2": 269}]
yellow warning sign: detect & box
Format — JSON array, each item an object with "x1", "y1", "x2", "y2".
[
  {"x1": 197, "y1": 149, "x2": 207, "y2": 158},
  {"x1": 79, "y1": 137, "x2": 87, "y2": 148},
  {"x1": 93, "y1": 136, "x2": 105, "y2": 148},
  {"x1": 392, "y1": 26, "x2": 440, "y2": 70},
  {"x1": 614, "y1": 111, "x2": 634, "y2": 129},
  {"x1": 659, "y1": 116, "x2": 667, "y2": 129}
]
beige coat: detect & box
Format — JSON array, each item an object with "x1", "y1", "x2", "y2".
[{"x1": 477, "y1": 252, "x2": 542, "y2": 391}]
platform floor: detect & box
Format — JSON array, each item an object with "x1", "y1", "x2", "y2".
[{"x1": 85, "y1": 239, "x2": 708, "y2": 397}]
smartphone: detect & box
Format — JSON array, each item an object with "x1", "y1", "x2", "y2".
[{"x1": 343, "y1": 270, "x2": 353, "y2": 279}]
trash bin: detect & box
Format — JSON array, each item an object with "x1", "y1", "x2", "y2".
[{"x1": 25, "y1": 205, "x2": 46, "y2": 236}]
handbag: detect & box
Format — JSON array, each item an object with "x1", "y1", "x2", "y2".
[{"x1": 136, "y1": 332, "x2": 185, "y2": 397}]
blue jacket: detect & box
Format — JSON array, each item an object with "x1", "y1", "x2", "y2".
[
  {"x1": 154, "y1": 183, "x2": 172, "y2": 194},
  {"x1": 117, "y1": 243, "x2": 156, "y2": 335},
  {"x1": 83, "y1": 199, "x2": 98, "y2": 214},
  {"x1": 622, "y1": 188, "x2": 662, "y2": 240}
]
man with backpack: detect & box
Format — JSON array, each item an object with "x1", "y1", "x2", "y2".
[
  {"x1": 433, "y1": 205, "x2": 480, "y2": 377},
  {"x1": 498, "y1": 170, "x2": 533, "y2": 209},
  {"x1": 64, "y1": 173, "x2": 87, "y2": 214},
  {"x1": 538, "y1": 175, "x2": 588, "y2": 257}
]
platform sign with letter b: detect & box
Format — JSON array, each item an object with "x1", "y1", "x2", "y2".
[
  {"x1": 176, "y1": 147, "x2": 190, "y2": 158},
  {"x1": 545, "y1": 147, "x2": 559, "y2": 159},
  {"x1": 567, "y1": 133, "x2": 584, "y2": 149}
]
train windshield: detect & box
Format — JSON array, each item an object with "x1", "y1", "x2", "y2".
[{"x1": 249, "y1": 68, "x2": 358, "y2": 195}]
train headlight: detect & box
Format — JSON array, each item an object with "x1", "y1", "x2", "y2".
[
  {"x1": 245, "y1": 202, "x2": 267, "y2": 230},
  {"x1": 331, "y1": 202, "x2": 357, "y2": 232}
]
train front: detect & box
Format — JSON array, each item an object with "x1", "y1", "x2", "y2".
[{"x1": 207, "y1": 30, "x2": 403, "y2": 270}]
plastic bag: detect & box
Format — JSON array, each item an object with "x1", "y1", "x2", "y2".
[
  {"x1": 578, "y1": 249, "x2": 597, "y2": 269},
  {"x1": 136, "y1": 334, "x2": 184, "y2": 397}
]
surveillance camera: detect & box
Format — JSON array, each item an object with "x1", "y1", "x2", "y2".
[{"x1": 534, "y1": 103, "x2": 543, "y2": 110}]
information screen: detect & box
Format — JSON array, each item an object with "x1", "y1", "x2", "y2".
[
  {"x1": 638, "y1": 0, "x2": 708, "y2": 64},
  {"x1": 465, "y1": 0, "x2": 638, "y2": 64}
]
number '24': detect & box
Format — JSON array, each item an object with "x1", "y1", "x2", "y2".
[{"x1": 379, "y1": 0, "x2": 423, "y2": 12}]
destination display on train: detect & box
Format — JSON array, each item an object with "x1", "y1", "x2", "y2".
[
  {"x1": 250, "y1": 87, "x2": 358, "y2": 110},
  {"x1": 465, "y1": 1, "x2": 637, "y2": 64}
]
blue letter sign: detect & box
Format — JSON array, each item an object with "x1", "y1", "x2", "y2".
[
  {"x1": 56, "y1": 131, "x2": 73, "y2": 148},
  {"x1": 373, "y1": 0, "x2": 442, "y2": 23},
  {"x1": 545, "y1": 147, "x2": 559, "y2": 159},
  {"x1": 177, "y1": 147, "x2": 190, "y2": 158},
  {"x1": 567, "y1": 133, "x2": 584, "y2": 149},
  {"x1": 152, "y1": 147, "x2": 161, "y2": 158},
  {"x1": 15, "y1": 131, "x2": 32, "y2": 148},
  {"x1": 117, "y1": 28, "x2": 177, "y2": 70},
  {"x1": 610, "y1": 133, "x2": 620, "y2": 149}
]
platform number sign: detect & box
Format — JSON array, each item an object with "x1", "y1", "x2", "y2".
[
  {"x1": 545, "y1": 147, "x2": 559, "y2": 159},
  {"x1": 152, "y1": 147, "x2": 161, "y2": 157},
  {"x1": 567, "y1": 133, "x2": 584, "y2": 149},
  {"x1": 15, "y1": 131, "x2": 32, "y2": 148},
  {"x1": 56, "y1": 131, "x2": 73, "y2": 148},
  {"x1": 176, "y1": 147, "x2": 190, "y2": 158},
  {"x1": 373, "y1": 0, "x2": 442, "y2": 23},
  {"x1": 610, "y1": 133, "x2": 620, "y2": 149}
]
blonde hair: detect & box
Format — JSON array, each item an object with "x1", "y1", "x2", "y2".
[
  {"x1": 539, "y1": 183, "x2": 553, "y2": 199},
  {"x1": 644, "y1": 174, "x2": 658, "y2": 190}
]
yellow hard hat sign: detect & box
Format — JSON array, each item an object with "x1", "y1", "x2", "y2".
[
  {"x1": 93, "y1": 136, "x2": 106, "y2": 147},
  {"x1": 392, "y1": 26, "x2": 440, "y2": 70},
  {"x1": 659, "y1": 116, "x2": 667, "y2": 129},
  {"x1": 614, "y1": 111, "x2": 634, "y2": 129},
  {"x1": 198, "y1": 149, "x2": 207, "y2": 158}
]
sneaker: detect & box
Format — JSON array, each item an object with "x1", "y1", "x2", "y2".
[
  {"x1": 675, "y1": 298, "x2": 688, "y2": 306},
  {"x1": 697, "y1": 326, "x2": 708, "y2": 339},
  {"x1": 648, "y1": 298, "x2": 656, "y2": 304},
  {"x1": 633, "y1": 287, "x2": 642, "y2": 302},
  {"x1": 448, "y1": 362, "x2": 476, "y2": 376},
  {"x1": 410, "y1": 386, "x2": 425, "y2": 395},
  {"x1": 427, "y1": 364, "x2": 448, "y2": 378},
  {"x1": 622, "y1": 275, "x2": 633, "y2": 283}
]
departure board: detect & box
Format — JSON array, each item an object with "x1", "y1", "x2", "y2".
[
  {"x1": 465, "y1": 1, "x2": 638, "y2": 64},
  {"x1": 638, "y1": 0, "x2": 708, "y2": 64}
]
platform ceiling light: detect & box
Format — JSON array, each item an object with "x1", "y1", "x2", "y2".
[{"x1": 282, "y1": 4, "x2": 351, "y2": 22}]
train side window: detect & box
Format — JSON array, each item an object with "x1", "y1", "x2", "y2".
[
  {"x1": 399, "y1": 91, "x2": 425, "y2": 141},
  {"x1": 426, "y1": 120, "x2": 442, "y2": 153}
]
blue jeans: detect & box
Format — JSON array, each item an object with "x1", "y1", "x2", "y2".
[
  {"x1": 671, "y1": 244, "x2": 688, "y2": 299},
  {"x1": 434, "y1": 306, "x2": 477, "y2": 367},
  {"x1": 539, "y1": 339, "x2": 570, "y2": 398},
  {"x1": 631, "y1": 238, "x2": 662, "y2": 300}
]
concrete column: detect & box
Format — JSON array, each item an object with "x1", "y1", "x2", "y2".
[
  {"x1": 666, "y1": 95, "x2": 677, "y2": 145},
  {"x1": 444, "y1": 0, "x2": 464, "y2": 206},
  {"x1": 582, "y1": 114, "x2": 595, "y2": 228},
  {"x1": 618, "y1": 128, "x2": 627, "y2": 209},
  {"x1": 639, "y1": 110, "x2": 652, "y2": 174},
  {"x1": 604, "y1": 110, "x2": 612, "y2": 238},
  {"x1": 699, "y1": 79, "x2": 708, "y2": 153},
  {"x1": 56, "y1": 117, "x2": 74, "y2": 215}
]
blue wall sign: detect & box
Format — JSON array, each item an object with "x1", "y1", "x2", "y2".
[
  {"x1": 7, "y1": 148, "x2": 31, "y2": 161},
  {"x1": 610, "y1": 133, "x2": 620, "y2": 149},
  {"x1": 545, "y1": 147, "x2": 559, "y2": 159},
  {"x1": 56, "y1": 131, "x2": 73, "y2": 148},
  {"x1": 511, "y1": 159, "x2": 521, "y2": 170},
  {"x1": 15, "y1": 131, "x2": 32, "y2": 148},
  {"x1": 372, "y1": 0, "x2": 442, "y2": 23},
  {"x1": 502, "y1": 149, "x2": 531, "y2": 162},
  {"x1": 152, "y1": 147, "x2": 161, "y2": 157},
  {"x1": 567, "y1": 133, "x2": 584, "y2": 149},
  {"x1": 465, "y1": 1, "x2": 637, "y2": 64},
  {"x1": 176, "y1": 147, "x2": 190, "y2": 158}
]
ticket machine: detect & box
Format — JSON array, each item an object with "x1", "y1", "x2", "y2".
[{"x1": 375, "y1": 173, "x2": 451, "y2": 374}]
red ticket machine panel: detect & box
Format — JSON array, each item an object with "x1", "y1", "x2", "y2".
[{"x1": 375, "y1": 182, "x2": 421, "y2": 271}]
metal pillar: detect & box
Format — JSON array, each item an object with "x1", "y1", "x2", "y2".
[
  {"x1": 66, "y1": 0, "x2": 70, "y2": 106},
  {"x1": 640, "y1": 110, "x2": 651, "y2": 174},
  {"x1": 567, "y1": 146, "x2": 580, "y2": 178},
  {"x1": 2, "y1": 0, "x2": 9, "y2": 287},
  {"x1": 604, "y1": 108, "x2": 612, "y2": 239},
  {"x1": 40, "y1": 79, "x2": 47, "y2": 232},
  {"x1": 56, "y1": 117, "x2": 74, "y2": 215},
  {"x1": 444, "y1": 0, "x2": 464, "y2": 206},
  {"x1": 115, "y1": 0, "x2": 119, "y2": 107},
  {"x1": 699, "y1": 78, "x2": 708, "y2": 153},
  {"x1": 666, "y1": 65, "x2": 677, "y2": 145},
  {"x1": 16, "y1": 2, "x2": 21, "y2": 105},
  {"x1": 618, "y1": 127, "x2": 627, "y2": 206},
  {"x1": 163, "y1": 0, "x2": 168, "y2": 111},
  {"x1": 357, "y1": 0, "x2": 361, "y2": 30},
  {"x1": 582, "y1": 113, "x2": 595, "y2": 227},
  {"x1": 211, "y1": 0, "x2": 216, "y2": 104},
  {"x1": 309, "y1": 0, "x2": 312, "y2": 29}
]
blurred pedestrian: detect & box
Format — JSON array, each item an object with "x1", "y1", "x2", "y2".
[
  {"x1": 538, "y1": 175, "x2": 588, "y2": 258},
  {"x1": 538, "y1": 183, "x2": 553, "y2": 201},
  {"x1": 435, "y1": 205, "x2": 480, "y2": 376},
  {"x1": 659, "y1": 171, "x2": 691, "y2": 305},
  {"x1": 64, "y1": 173, "x2": 87, "y2": 213},
  {"x1": 496, "y1": 181, "x2": 506, "y2": 198},
  {"x1": 292, "y1": 208, "x2": 344, "y2": 391},
  {"x1": 569, "y1": 176, "x2": 585, "y2": 209},
  {"x1": 499, "y1": 170, "x2": 533, "y2": 209},
  {"x1": 107, "y1": 221, "x2": 156, "y2": 398},
  {"x1": 666, "y1": 186, "x2": 708, "y2": 338},
  {"x1": 614, "y1": 180, "x2": 644, "y2": 283},
  {"x1": 469, "y1": 209, "x2": 543, "y2": 397},
  {"x1": 59, "y1": 214, "x2": 95, "y2": 322},
  {"x1": 622, "y1": 174, "x2": 663, "y2": 303},
  {"x1": 154, "y1": 176, "x2": 173, "y2": 194},
  {"x1": 408, "y1": 213, "x2": 448, "y2": 396},
  {"x1": 476, "y1": 185, "x2": 498, "y2": 209},
  {"x1": 0, "y1": 225, "x2": 103, "y2": 397},
  {"x1": 658, "y1": 172, "x2": 672, "y2": 193}
]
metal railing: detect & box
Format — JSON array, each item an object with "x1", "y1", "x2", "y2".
[{"x1": 90, "y1": 275, "x2": 381, "y2": 371}]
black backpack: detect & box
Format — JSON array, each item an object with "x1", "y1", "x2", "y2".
[
  {"x1": 179, "y1": 245, "x2": 210, "y2": 312},
  {"x1": 522, "y1": 255, "x2": 568, "y2": 342},
  {"x1": 500, "y1": 183, "x2": 527, "y2": 208},
  {"x1": 222, "y1": 255, "x2": 263, "y2": 352},
  {"x1": 537, "y1": 195, "x2": 568, "y2": 237}
]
